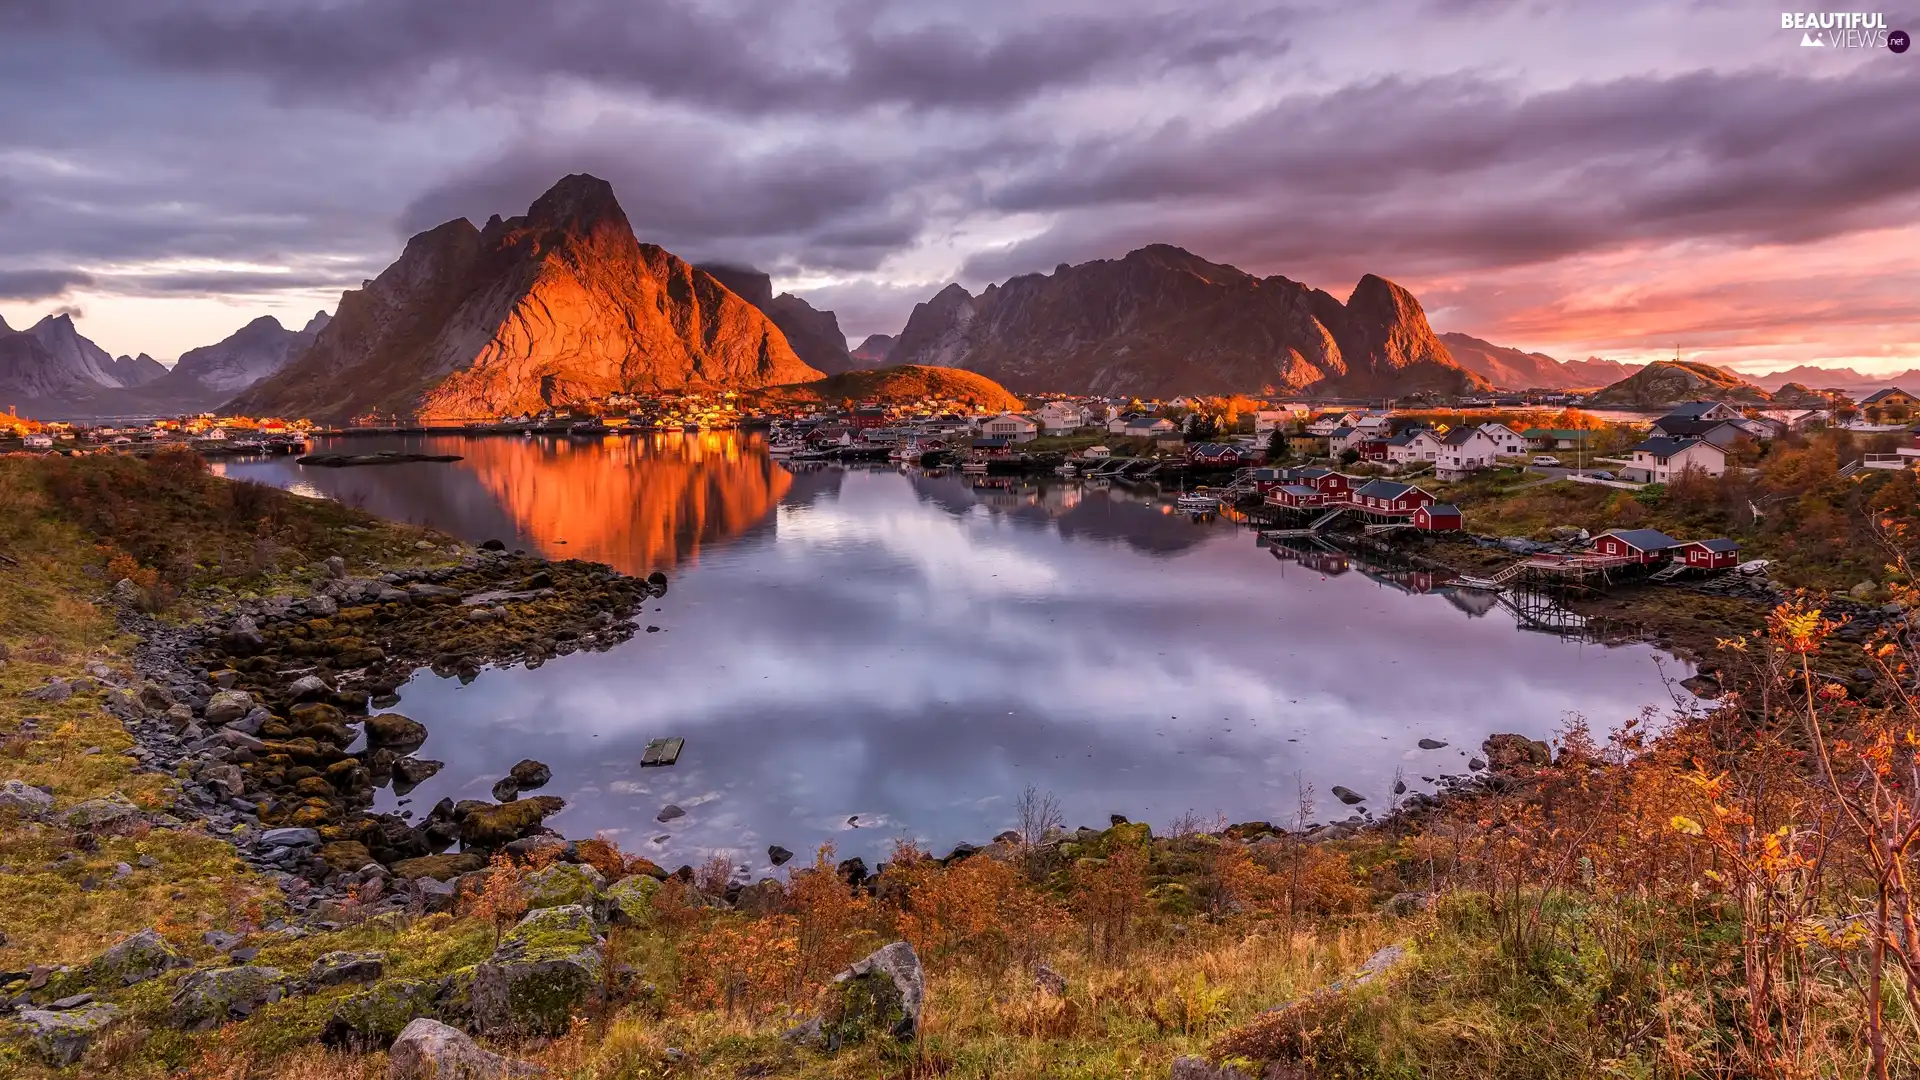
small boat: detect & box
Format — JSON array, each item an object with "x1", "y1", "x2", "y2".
[
  {"x1": 960, "y1": 461, "x2": 989, "y2": 474},
  {"x1": 1056, "y1": 463, "x2": 1078, "y2": 477},
  {"x1": 1176, "y1": 492, "x2": 1219, "y2": 513},
  {"x1": 682, "y1": 422, "x2": 701, "y2": 433},
  {"x1": 767, "y1": 442, "x2": 802, "y2": 457}
]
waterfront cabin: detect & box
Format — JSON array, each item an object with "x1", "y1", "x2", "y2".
[
  {"x1": 1350, "y1": 479, "x2": 1436, "y2": 514},
  {"x1": 1591, "y1": 528, "x2": 1683, "y2": 564},
  {"x1": 1187, "y1": 442, "x2": 1248, "y2": 467},
  {"x1": 1413, "y1": 503, "x2": 1463, "y2": 531},
  {"x1": 981, "y1": 414, "x2": 1039, "y2": 443},
  {"x1": 1521, "y1": 428, "x2": 1591, "y2": 451},
  {"x1": 1083, "y1": 445, "x2": 1112, "y2": 460},
  {"x1": 1036, "y1": 401, "x2": 1091, "y2": 433},
  {"x1": 1281, "y1": 466, "x2": 1351, "y2": 498},
  {"x1": 1676, "y1": 538, "x2": 1740, "y2": 570},
  {"x1": 1621, "y1": 437, "x2": 1728, "y2": 483},
  {"x1": 23, "y1": 433, "x2": 54, "y2": 450},
  {"x1": 852, "y1": 408, "x2": 890, "y2": 430},
  {"x1": 970, "y1": 437, "x2": 1016, "y2": 457},
  {"x1": 1267, "y1": 484, "x2": 1325, "y2": 509}
]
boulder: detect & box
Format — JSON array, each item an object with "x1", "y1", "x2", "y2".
[
  {"x1": 309, "y1": 951, "x2": 386, "y2": 988},
  {"x1": 85, "y1": 929, "x2": 189, "y2": 987},
  {"x1": 523, "y1": 862, "x2": 606, "y2": 913},
  {"x1": 288, "y1": 674, "x2": 332, "y2": 700},
  {"x1": 392, "y1": 757, "x2": 445, "y2": 786},
  {"x1": 364, "y1": 713, "x2": 428, "y2": 749},
  {"x1": 204, "y1": 689, "x2": 254, "y2": 725},
  {"x1": 458, "y1": 797, "x2": 564, "y2": 850},
  {"x1": 605, "y1": 873, "x2": 662, "y2": 925},
  {"x1": 735, "y1": 878, "x2": 788, "y2": 917},
  {"x1": 1482, "y1": 733, "x2": 1550, "y2": 771},
  {"x1": 768, "y1": 845, "x2": 794, "y2": 867},
  {"x1": 259, "y1": 827, "x2": 322, "y2": 848},
  {"x1": 508, "y1": 759, "x2": 551, "y2": 790},
  {"x1": 816, "y1": 941, "x2": 924, "y2": 1050},
  {"x1": 389, "y1": 1017, "x2": 545, "y2": 1079},
  {"x1": 0, "y1": 778, "x2": 54, "y2": 818},
  {"x1": 1330, "y1": 786, "x2": 1365, "y2": 805},
  {"x1": 14, "y1": 1003, "x2": 121, "y2": 1066},
  {"x1": 321, "y1": 977, "x2": 440, "y2": 1050},
  {"x1": 61, "y1": 793, "x2": 142, "y2": 831},
  {"x1": 321, "y1": 841, "x2": 377, "y2": 873},
  {"x1": 470, "y1": 905, "x2": 604, "y2": 1036},
  {"x1": 167, "y1": 965, "x2": 287, "y2": 1030},
  {"x1": 490, "y1": 776, "x2": 521, "y2": 802}
]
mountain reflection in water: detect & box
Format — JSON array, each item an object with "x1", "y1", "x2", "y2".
[{"x1": 219, "y1": 434, "x2": 1687, "y2": 873}]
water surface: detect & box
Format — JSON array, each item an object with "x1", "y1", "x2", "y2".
[{"x1": 220, "y1": 434, "x2": 1687, "y2": 873}]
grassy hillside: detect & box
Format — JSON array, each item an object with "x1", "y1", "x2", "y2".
[{"x1": 762, "y1": 365, "x2": 1024, "y2": 412}]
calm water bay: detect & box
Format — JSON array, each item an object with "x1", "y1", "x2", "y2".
[{"x1": 217, "y1": 433, "x2": 1687, "y2": 874}]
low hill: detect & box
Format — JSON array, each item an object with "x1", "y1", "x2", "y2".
[
  {"x1": 1587, "y1": 360, "x2": 1770, "y2": 408},
  {"x1": 758, "y1": 364, "x2": 1023, "y2": 412},
  {"x1": 1438, "y1": 333, "x2": 1637, "y2": 391}
]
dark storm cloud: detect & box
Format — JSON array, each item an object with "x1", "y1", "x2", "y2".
[
  {"x1": 105, "y1": 0, "x2": 1285, "y2": 115},
  {"x1": 958, "y1": 67, "x2": 1920, "y2": 286},
  {"x1": 0, "y1": 269, "x2": 94, "y2": 302}
]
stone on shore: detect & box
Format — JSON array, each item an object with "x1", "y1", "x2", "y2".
[
  {"x1": 364, "y1": 713, "x2": 428, "y2": 749},
  {"x1": 309, "y1": 951, "x2": 386, "y2": 988},
  {"x1": 470, "y1": 905, "x2": 604, "y2": 1036},
  {"x1": 458, "y1": 796, "x2": 565, "y2": 850},
  {"x1": 605, "y1": 873, "x2": 662, "y2": 925},
  {"x1": 0, "y1": 778, "x2": 54, "y2": 818},
  {"x1": 321, "y1": 978, "x2": 441, "y2": 1050},
  {"x1": 810, "y1": 941, "x2": 924, "y2": 1050},
  {"x1": 523, "y1": 862, "x2": 606, "y2": 913}
]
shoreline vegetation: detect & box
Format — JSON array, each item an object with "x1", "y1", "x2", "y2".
[{"x1": 2, "y1": 451, "x2": 1916, "y2": 1079}]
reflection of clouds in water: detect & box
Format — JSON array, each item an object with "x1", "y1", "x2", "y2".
[{"x1": 235, "y1": 442, "x2": 1688, "y2": 870}]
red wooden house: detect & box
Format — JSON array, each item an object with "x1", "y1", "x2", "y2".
[
  {"x1": 1267, "y1": 484, "x2": 1325, "y2": 508},
  {"x1": 1285, "y1": 467, "x2": 1351, "y2": 498},
  {"x1": 1675, "y1": 538, "x2": 1740, "y2": 569},
  {"x1": 1591, "y1": 529, "x2": 1682, "y2": 564},
  {"x1": 1413, "y1": 503, "x2": 1463, "y2": 531},
  {"x1": 1351, "y1": 479, "x2": 1436, "y2": 515}
]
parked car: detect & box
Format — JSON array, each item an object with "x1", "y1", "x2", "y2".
[
  {"x1": 1531, "y1": 455, "x2": 1560, "y2": 467},
  {"x1": 1586, "y1": 470, "x2": 1616, "y2": 481}
]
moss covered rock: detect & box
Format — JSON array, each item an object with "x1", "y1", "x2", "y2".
[
  {"x1": 14, "y1": 1002, "x2": 122, "y2": 1066},
  {"x1": 308, "y1": 950, "x2": 386, "y2": 988},
  {"x1": 321, "y1": 977, "x2": 441, "y2": 1050},
  {"x1": 364, "y1": 713, "x2": 428, "y2": 748},
  {"x1": 818, "y1": 941, "x2": 923, "y2": 1050},
  {"x1": 458, "y1": 796, "x2": 564, "y2": 850},
  {"x1": 523, "y1": 862, "x2": 605, "y2": 913},
  {"x1": 167, "y1": 965, "x2": 287, "y2": 1030},
  {"x1": 470, "y1": 905, "x2": 603, "y2": 1036},
  {"x1": 605, "y1": 873, "x2": 662, "y2": 925},
  {"x1": 84, "y1": 928, "x2": 189, "y2": 987},
  {"x1": 320, "y1": 840, "x2": 375, "y2": 873}
]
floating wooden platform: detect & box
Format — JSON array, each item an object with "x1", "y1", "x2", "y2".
[{"x1": 640, "y1": 737, "x2": 684, "y2": 768}]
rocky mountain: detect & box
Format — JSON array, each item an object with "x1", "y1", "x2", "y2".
[
  {"x1": 697, "y1": 264, "x2": 856, "y2": 375},
  {"x1": 109, "y1": 353, "x2": 169, "y2": 387},
  {"x1": 169, "y1": 313, "x2": 330, "y2": 396},
  {"x1": 1747, "y1": 364, "x2": 1917, "y2": 399},
  {"x1": 852, "y1": 334, "x2": 895, "y2": 366},
  {"x1": 0, "y1": 324, "x2": 79, "y2": 403},
  {"x1": 1587, "y1": 360, "x2": 1771, "y2": 408},
  {"x1": 753, "y1": 364, "x2": 1023, "y2": 413},
  {"x1": 230, "y1": 175, "x2": 822, "y2": 421},
  {"x1": 1438, "y1": 333, "x2": 1635, "y2": 391},
  {"x1": 884, "y1": 245, "x2": 1489, "y2": 398}
]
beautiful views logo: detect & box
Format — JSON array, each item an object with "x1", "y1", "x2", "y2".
[{"x1": 1780, "y1": 11, "x2": 1904, "y2": 48}]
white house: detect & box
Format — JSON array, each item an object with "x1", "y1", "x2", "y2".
[
  {"x1": 1254, "y1": 410, "x2": 1297, "y2": 435},
  {"x1": 1664, "y1": 401, "x2": 1744, "y2": 423},
  {"x1": 23, "y1": 433, "x2": 54, "y2": 449},
  {"x1": 1328, "y1": 425, "x2": 1369, "y2": 454},
  {"x1": 1036, "y1": 401, "x2": 1091, "y2": 434},
  {"x1": 1383, "y1": 429, "x2": 1443, "y2": 466},
  {"x1": 1436, "y1": 427, "x2": 1501, "y2": 479},
  {"x1": 1083, "y1": 445, "x2": 1112, "y2": 460},
  {"x1": 1621, "y1": 437, "x2": 1728, "y2": 483},
  {"x1": 201, "y1": 427, "x2": 229, "y2": 442},
  {"x1": 1115, "y1": 416, "x2": 1177, "y2": 438},
  {"x1": 1478, "y1": 423, "x2": 1528, "y2": 458},
  {"x1": 981, "y1": 414, "x2": 1039, "y2": 443}
]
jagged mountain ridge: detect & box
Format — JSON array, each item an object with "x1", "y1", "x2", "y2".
[
  {"x1": 697, "y1": 264, "x2": 857, "y2": 375},
  {"x1": 229, "y1": 175, "x2": 823, "y2": 421},
  {"x1": 1438, "y1": 332, "x2": 1634, "y2": 391},
  {"x1": 884, "y1": 245, "x2": 1489, "y2": 397},
  {"x1": 851, "y1": 334, "x2": 894, "y2": 366},
  {"x1": 110, "y1": 353, "x2": 169, "y2": 387}
]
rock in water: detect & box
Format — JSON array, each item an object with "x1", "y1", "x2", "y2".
[
  {"x1": 1331, "y1": 786, "x2": 1366, "y2": 805},
  {"x1": 507, "y1": 759, "x2": 552, "y2": 790},
  {"x1": 389, "y1": 1017, "x2": 546, "y2": 1079},
  {"x1": 225, "y1": 174, "x2": 822, "y2": 422},
  {"x1": 471, "y1": 906, "x2": 604, "y2": 1036}
]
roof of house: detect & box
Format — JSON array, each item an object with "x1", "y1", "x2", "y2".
[
  {"x1": 1862, "y1": 387, "x2": 1913, "y2": 404},
  {"x1": 1354, "y1": 478, "x2": 1419, "y2": 500},
  {"x1": 1422, "y1": 503, "x2": 1461, "y2": 517},
  {"x1": 1328, "y1": 425, "x2": 1356, "y2": 437},
  {"x1": 1289, "y1": 466, "x2": 1337, "y2": 478},
  {"x1": 1440, "y1": 427, "x2": 1485, "y2": 446},
  {"x1": 1276, "y1": 485, "x2": 1319, "y2": 498},
  {"x1": 1382, "y1": 431, "x2": 1423, "y2": 446},
  {"x1": 1683, "y1": 537, "x2": 1740, "y2": 552},
  {"x1": 1597, "y1": 528, "x2": 1683, "y2": 551},
  {"x1": 1652, "y1": 418, "x2": 1739, "y2": 438},
  {"x1": 972, "y1": 437, "x2": 1011, "y2": 448},
  {"x1": 1629, "y1": 437, "x2": 1725, "y2": 458},
  {"x1": 1520, "y1": 428, "x2": 1589, "y2": 440},
  {"x1": 1664, "y1": 402, "x2": 1734, "y2": 419}
]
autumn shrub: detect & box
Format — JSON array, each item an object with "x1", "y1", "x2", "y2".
[
  {"x1": 788, "y1": 843, "x2": 879, "y2": 991},
  {"x1": 888, "y1": 841, "x2": 1061, "y2": 974},
  {"x1": 679, "y1": 914, "x2": 801, "y2": 1018},
  {"x1": 1069, "y1": 845, "x2": 1147, "y2": 962}
]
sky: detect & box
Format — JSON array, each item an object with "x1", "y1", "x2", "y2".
[{"x1": 1, "y1": 0, "x2": 1916, "y2": 374}]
